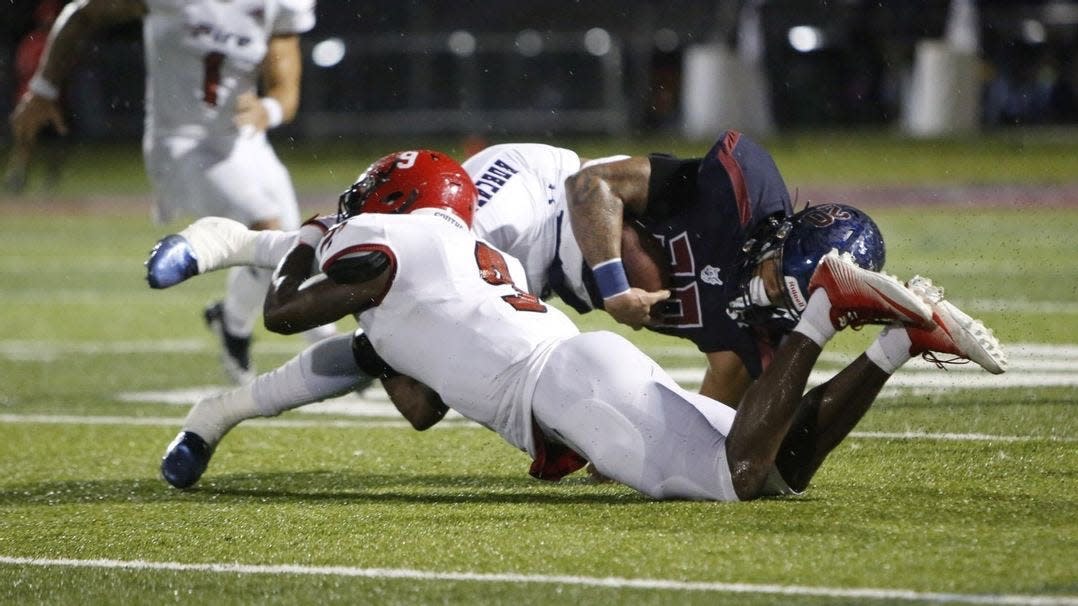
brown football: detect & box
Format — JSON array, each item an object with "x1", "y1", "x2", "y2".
[{"x1": 621, "y1": 221, "x2": 669, "y2": 292}]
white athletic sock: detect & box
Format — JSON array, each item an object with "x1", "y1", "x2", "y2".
[
  {"x1": 250, "y1": 334, "x2": 372, "y2": 417},
  {"x1": 865, "y1": 326, "x2": 914, "y2": 374},
  {"x1": 302, "y1": 323, "x2": 338, "y2": 344},
  {"x1": 183, "y1": 335, "x2": 373, "y2": 445},
  {"x1": 253, "y1": 230, "x2": 300, "y2": 269},
  {"x1": 179, "y1": 217, "x2": 259, "y2": 273},
  {"x1": 223, "y1": 266, "x2": 272, "y2": 336},
  {"x1": 182, "y1": 382, "x2": 259, "y2": 446},
  {"x1": 793, "y1": 289, "x2": 837, "y2": 347}
]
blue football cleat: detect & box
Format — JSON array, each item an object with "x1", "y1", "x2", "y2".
[
  {"x1": 161, "y1": 431, "x2": 214, "y2": 489},
  {"x1": 146, "y1": 234, "x2": 199, "y2": 289}
]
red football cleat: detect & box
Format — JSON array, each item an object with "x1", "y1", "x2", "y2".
[
  {"x1": 903, "y1": 276, "x2": 1008, "y2": 374},
  {"x1": 808, "y1": 250, "x2": 933, "y2": 330}
]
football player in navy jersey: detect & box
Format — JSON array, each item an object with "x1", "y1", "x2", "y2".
[{"x1": 566, "y1": 130, "x2": 1006, "y2": 412}]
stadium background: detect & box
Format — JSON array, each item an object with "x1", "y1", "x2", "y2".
[{"x1": 1, "y1": 0, "x2": 1076, "y2": 142}]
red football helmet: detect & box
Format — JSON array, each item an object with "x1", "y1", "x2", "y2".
[{"x1": 337, "y1": 150, "x2": 478, "y2": 228}]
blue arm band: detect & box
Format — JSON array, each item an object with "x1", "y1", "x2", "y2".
[{"x1": 592, "y1": 258, "x2": 631, "y2": 300}]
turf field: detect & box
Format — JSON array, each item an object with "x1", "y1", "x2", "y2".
[{"x1": 1, "y1": 132, "x2": 1076, "y2": 604}]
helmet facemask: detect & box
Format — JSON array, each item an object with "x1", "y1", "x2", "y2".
[
  {"x1": 337, "y1": 158, "x2": 414, "y2": 221},
  {"x1": 728, "y1": 203, "x2": 886, "y2": 330},
  {"x1": 728, "y1": 212, "x2": 801, "y2": 329}
]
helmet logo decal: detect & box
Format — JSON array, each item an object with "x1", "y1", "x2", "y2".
[
  {"x1": 802, "y1": 204, "x2": 854, "y2": 227},
  {"x1": 700, "y1": 265, "x2": 723, "y2": 286}
]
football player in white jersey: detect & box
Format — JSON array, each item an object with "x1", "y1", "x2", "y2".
[
  {"x1": 149, "y1": 143, "x2": 1007, "y2": 490},
  {"x1": 160, "y1": 149, "x2": 945, "y2": 501},
  {"x1": 9, "y1": 0, "x2": 330, "y2": 384},
  {"x1": 147, "y1": 143, "x2": 1006, "y2": 412}
]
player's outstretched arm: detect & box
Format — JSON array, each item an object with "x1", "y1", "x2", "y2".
[
  {"x1": 10, "y1": 0, "x2": 145, "y2": 145},
  {"x1": 264, "y1": 238, "x2": 390, "y2": 335},
  {"x1": 235, "y1": 34, "x2": 303, "y2": 132}
]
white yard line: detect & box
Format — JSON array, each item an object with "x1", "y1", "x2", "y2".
[
  {"x1": 0, "y1": 414, "x2": 461, "y2": 430},
  {"x1": 0, "y1": 413, "x2": 1072, "y2": 443},
  {"x1": 3, "y1": 340, "x2": 1078, "y2": 360},
  {"x1": 2, "y1": 339, "x2": 1075, "y2": 428},
  {"x1": 0, "y1": 556, "x2": 1073, "y2": 605}
]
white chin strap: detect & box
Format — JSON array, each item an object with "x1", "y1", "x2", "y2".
[
  {"x1": 747, "y1": 276, "x2": 772, "y2": 307},
  {"x1": 784, "y1": 275, "x2": 808, "y2": 312}
]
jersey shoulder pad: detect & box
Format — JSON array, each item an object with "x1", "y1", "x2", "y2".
[
  {"x1": 318, "y1": 218, "x2": 393, "y2": 284},
  {"x1": 324, "y1": 250, "x2": 391, "y2": 284}
]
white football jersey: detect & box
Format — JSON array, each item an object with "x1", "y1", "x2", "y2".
[
  {"x1": 142, "y1": 0, "x2": 316, "y2": 139},
  {"x1": 465, "y1": 144, "x2": 590, "y2": 306},
  {"x1": 317, "y1": 211, "x2": 580, "y2": 455}
]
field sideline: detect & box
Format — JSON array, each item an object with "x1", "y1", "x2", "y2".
[{"x1": 0, "y1": 134, "x2": 1076, "y2": 604}]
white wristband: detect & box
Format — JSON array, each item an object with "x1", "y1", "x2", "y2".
[
  {"x1": 28, "y1": 74, "x2": 60, "y2": 101},
  {"x1": 260, "y1": 97, "x2": 283, "y2": 129}
]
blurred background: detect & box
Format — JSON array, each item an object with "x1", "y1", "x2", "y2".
[{"x1": 1, "y1": 0, "x2": 1075, "y2": 145}]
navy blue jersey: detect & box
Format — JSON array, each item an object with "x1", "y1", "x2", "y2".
[{"x1": 639, "y1": 131, "x2": 792, "y2": 377}]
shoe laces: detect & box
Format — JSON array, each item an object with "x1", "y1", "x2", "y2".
[{"x1": 920, "y1": 351, "x2": 971, "y2": 370}]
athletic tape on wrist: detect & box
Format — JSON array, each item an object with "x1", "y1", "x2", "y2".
[
  {"x1": 592, "y1": 258, "x2": 631, "y2": 300},
  {"x1": 260, "y1": 97, "x2": 283, "y2": 129}
]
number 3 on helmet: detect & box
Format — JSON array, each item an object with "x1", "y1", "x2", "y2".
[{"x1": 337, "y1": 150, "x2": 479, "y2": 228}]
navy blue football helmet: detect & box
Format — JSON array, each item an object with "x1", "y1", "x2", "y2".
[{"x1": 729, "y1": 203, "x2": 886, "y2": 328}]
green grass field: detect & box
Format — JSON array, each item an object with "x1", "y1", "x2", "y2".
[{"x1": 1, "y1": 133, "x2": 1076, "y2": 604}]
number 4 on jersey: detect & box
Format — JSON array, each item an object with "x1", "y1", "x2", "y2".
[{"x1": 474, "y1": 242, "x2": 546, "y2": 313}]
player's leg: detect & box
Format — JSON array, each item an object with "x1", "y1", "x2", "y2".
[
  {"x1": 725, "y1": 250, "x2": 933, "y2": 499},
  {"x1": 774, "y1": 274, "x2": 1009, "y2": 491},
  {"x1": 145, "y1": 217, "x2": 298, "y2": 289},
  {"x1": 245, "y1": 149, "x2": 337, "y2": 345},
  {"x1": 3, "y1": 139, "x2": 32, "y2": 193},
  {"x1": 161, "y1": 332, "x2": 374, "y2": 488},
  {"x1": 203, "y1": 136, "x2": 314, "y2": 382},
  {"x1": 532, "y1": 331, "x2": 740, "y2": 501},
  {"x1": 771, "y1": 355, "x2": 887, "y2": 492},
  {"x1": 209, "y1": 266, "x2": 271, "y2": 384}
]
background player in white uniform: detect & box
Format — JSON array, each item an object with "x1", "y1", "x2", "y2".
[
  {"x1": 159, "y1": 150, "x2": 960, "y2": 501},
  {"x1": 9, "y1": 0, "x2": 329, "y2": 384}
]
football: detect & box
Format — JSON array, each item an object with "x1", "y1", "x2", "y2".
[{"x1": 621, "y1": 221, "x2": 669, "y2": 292}]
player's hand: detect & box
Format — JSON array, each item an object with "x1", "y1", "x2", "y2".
[
  {"x1": 233, "y1": 91, "x2": 268, "y2": 133},
  {"x1": 603, "y1": 287, "x2": 670, "y2": 330},
  {"x1": 10, "y1": 94, "x2": 68, "y2": 145}
]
